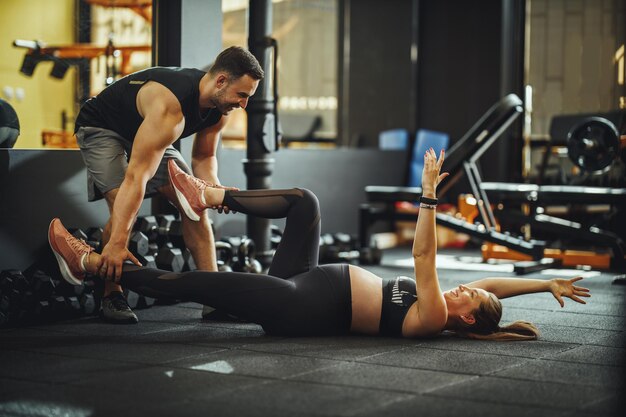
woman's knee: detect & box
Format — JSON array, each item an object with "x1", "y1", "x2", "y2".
[{"x1": 296, "y1": 188, "x2": 320, "y2": 213}]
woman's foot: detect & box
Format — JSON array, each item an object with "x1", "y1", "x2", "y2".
[
  {"x1": 48, "y1": 218, "x2": 92, "y2": 285},
  {"x1": 167, "y1": 159, "x2": 225, "y2": 221}
]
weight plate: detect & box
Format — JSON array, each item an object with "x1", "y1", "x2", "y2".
[{"x1": 567, "y1": 117, "x2": 620, "y2": 174}]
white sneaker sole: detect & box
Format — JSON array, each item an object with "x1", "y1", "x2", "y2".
[
  {"x1": 48, "y1": 222, "x2": 83, "y2": 286},
  {"x1": 173, "y1": 182, "x2": 201, "y2": 222}
]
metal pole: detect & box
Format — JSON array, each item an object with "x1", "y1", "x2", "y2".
[{"x1": 245, "y1": 0, "x2": 276, "y2": 267}]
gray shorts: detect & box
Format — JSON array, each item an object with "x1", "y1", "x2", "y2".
[{"x1": 75, "y1": 126, "x2": 191, "y2": 202}]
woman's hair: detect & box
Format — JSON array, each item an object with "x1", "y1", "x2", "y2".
[
  {"x1": 456, "y1": 293, "x2": 540, "y2": 341},
  {"x1": 209, "y1": 46, "x2": 264, "y2": 80}
]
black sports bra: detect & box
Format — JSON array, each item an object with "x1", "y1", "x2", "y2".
[{"x1": 379, "y1": 276, "x2": 417, "y2": 337}]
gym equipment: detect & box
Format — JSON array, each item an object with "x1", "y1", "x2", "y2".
[
  {"x1": 360, "y1": 95, "x2": 527, "y2": 251},
  {"x1": 155, "y1": 246, "x2": 184, "y2": 272},
  {"x1": 155, "y1": 215, "x2": 185, "y2": 248},
  {"x1": 270, "y1": 224, "x2": 283, "y2": 249},
  {"x1": 216, "y1": 241, "x2": 234, "y2": 272},
  {"x1": 13, "y1": 39, "x2": 150, "y2": 80},
  {"x1": 0, "y1": 98, "x2": 20, "y2": 148},
  {"x1": 135, "y1": 215, "x2": 159, "y2": 242},
  {"x1": 359, "y1": 94, "x2": 626, "y2": 272},
  {"x1": 128, "y1": 230, "x2": 149, "y2": 257},
  {"x1": 137, "y1": 253, "x2": 157, "y2": 269},
  {"x1": 69, "y1": 228, "x2": 89, "y2": 241},
  {"x1": 182, "y1": 248, "x2": 197, "y2": 272},
  {"x1": 567, "y1": 117, "x2": 623, "y2": 174},
  {"x1": 232, "y1": 238, "x2": 263, "y2": 273},
  {"x1": 318, "y1": 233, "x2": 383, "y2": 266},
  {"x1": 79, "y1": 293, "x2": 97, "y2": 315}
]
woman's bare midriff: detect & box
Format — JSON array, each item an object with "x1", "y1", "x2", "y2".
[{"x1": 348, "y1": 265, "x2": 383, "y2": 334}]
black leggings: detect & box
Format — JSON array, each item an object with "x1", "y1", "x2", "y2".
[{"x1": 120, "y1": 188, "x2": 352, "y2": 336}]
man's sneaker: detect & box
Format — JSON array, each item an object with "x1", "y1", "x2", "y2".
[
  {"x1": 100, "y1": 291, "x2": 138, "y2": 324},
  {"x1": 48, "y1": 218, "x2": 92, "y2": 286},
  {"x1": 168, "y1": 159, "x2": 210, "y2": 221}
]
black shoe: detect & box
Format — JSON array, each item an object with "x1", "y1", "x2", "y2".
[{"x1": 100, "y1": 291, "x2": 139, "y2": 324}]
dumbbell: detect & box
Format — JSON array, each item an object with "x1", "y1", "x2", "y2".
[
  {"x1": 86, "y1": 227, "x2": 104, "y2": 249},
  {"x1": 156, "y1": 218, "x2": 185, "y2": 249},
  {"x1": 28, "y1": 270, "x2": 56, "y2": 299},
  {"x1": 69, "y1": 228, "x2": 88, "y2": 241},
  {"x1": 79, "y1": 293, "x2": 97, "y2": 315},
  {"x1": 232, "y1": 238, "x2": 262, "y2": 273},
  {"x1": 270, "y1": 225, "x2": 283, "y2": 249},
  {"x1": 182, "y1": 248, "x2": 196, "y2": 271},
  {"x1": 134, "y1": 215, "x2": 159, "y2": 243},
  {"x1": 137, "y1": 254, "x2": 157, "y2": 269},
  {"x1": 358, "y1": 246, "x2": 383, "y2": 265},
  {"x1": 323, "y1": 247, "x2": 361, "y2": 264},
  {"x1": 318, "y1": 233, "x2": 335, "y2": 263},
  {"x1": 1, "y1": 270, "x2": 31, "y2": 292},
  {"x1": 156, "y1": 247, "x2": 184, "y2": 272},
  {"x1": 333, "y1": 233, "x2": 354, "y2": 251},
  {"x1": 155, "y1": 214, "x2": 177, "y2": 247},
  {"x1": 129, "y1": 230, "x2": 149, "y2": 257}
]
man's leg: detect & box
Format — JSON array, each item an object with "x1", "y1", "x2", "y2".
[
  {"x1": 147, "y1": 151, "x2": 218, "y2": 318},
  {"x1": 99, "y1": 188, "x2": 139, "y2": 323},
  {"x1": 75, "y1": 126, "x2": 139, "y2": 324},
  {"x1": 157, "y1": 184, "x2": 218, "y2": 272}
]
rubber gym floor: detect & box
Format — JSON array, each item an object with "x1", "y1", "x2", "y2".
[{"x1": 0, "y1": 248, "x2": 624, "y2": 417}]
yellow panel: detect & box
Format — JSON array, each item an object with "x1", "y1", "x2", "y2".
[{"x1": 0, "y1": 0, "x2": 76, "y2": 149}]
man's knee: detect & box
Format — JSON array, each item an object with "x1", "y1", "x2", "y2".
[{"x1": 104, "y1": 188, "x2": 120, "y2": 212}]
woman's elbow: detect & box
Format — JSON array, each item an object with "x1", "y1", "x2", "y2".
[{"x1": 412, "y1": 249, "x2": 435, "y2": 262}]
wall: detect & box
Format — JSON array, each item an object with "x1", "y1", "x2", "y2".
[
  {"x1": 341, "y1": 0, "x2": 417, "y2": 148},
  {"x1": 0, "y1": 0, "x2": 76, "y2": 149},
  {"x1": 417, "y1": 0, "x2": 505, "y2": 183},
  {"x1": 0, "y1": 148, "x2": 405, "y2": 271},
  {"x1": 528, "y1": 0, "x2": 625, "y2": 136}
]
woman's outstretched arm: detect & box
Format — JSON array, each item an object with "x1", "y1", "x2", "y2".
[
  {"x1": 410, "y1": 148, "x2": 449, "y2": 335},
  {"x1": 465, "y1": 276, "x2": 591, "y2": 307}
]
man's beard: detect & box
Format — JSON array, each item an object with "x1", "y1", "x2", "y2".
[{"x1": 213, "y1": 91, "x2": 237, "y2": 115}]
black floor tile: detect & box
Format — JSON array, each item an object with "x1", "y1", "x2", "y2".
[
  {"x1": 361, "y1": 346, "x2": 528, "y2": 375},
  {"x1": 198, "y1": 378, "x2": 415, "y2": 417},
  {"x1": 1, "y1": 250, "x2": 623, "y2": 417},
  {"x1": 355, "y1": 394, "x2": 572, "y2": 417},
  {"x1": 545, "y1": 344, "x2": 626, "y2": 367},
  {"x1": 290, "y1": 361, "x2": 474, "y2": 394},
  {"x1": 168, "y1": 348, "x2": 343, "y2": 379},
  {"x1": 491, "y1": 358, "x2": 624, "y2": 387},
  {"x1": 428, "y1": 376, "x2": 608, "y2": 411}
]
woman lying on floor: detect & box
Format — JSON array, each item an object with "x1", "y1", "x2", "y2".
[{"x1": 48, "y1": 149, "x2": 590, "y2": 341}]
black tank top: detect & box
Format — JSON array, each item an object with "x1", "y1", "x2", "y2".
[
  {"x1": 379, "y1": 276, "x2": 417, "y2": 337},
  {"x1": 75, "y1": 67, "x2": 222, "y2": 141}
]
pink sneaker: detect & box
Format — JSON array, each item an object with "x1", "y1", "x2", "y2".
[
  {"x1": 48, "y1": 218, "x2": 92, "y2": 285},
  {"x1": 168, "y1": 159, "x2": 211, "y2": 221}
]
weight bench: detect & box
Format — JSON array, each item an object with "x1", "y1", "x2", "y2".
[
  {"x1": 360, "y1": 94, "x2": 626, "y2": 272},
  {"x1": 360, "y1": 94, "x2": 536, "y2": 252},
  {"x1": 480, "y1": 183, "x2": 626, "y2": 271}
]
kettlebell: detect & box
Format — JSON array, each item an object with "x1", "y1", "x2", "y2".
[
  {"x1": 215, "y1": 241, "x2": 234, "y2": 272},
  {"x1": 234, "y1": 238, "x2": 263, "y2": 273}
]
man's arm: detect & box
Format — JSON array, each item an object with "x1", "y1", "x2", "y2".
[
  {"x1": 99, "y1": 85, "x2": 185, "y2": 281},
  {"x1": 466, "y1": 277, "x2": 590, "y2": 307},
  {"x1": 191, "y1": 116, "x2": 228, "y2": 184}
]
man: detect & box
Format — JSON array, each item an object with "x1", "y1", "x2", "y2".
[{"x1": 74, "y1": 46, "x2": 263, "y2": 323}]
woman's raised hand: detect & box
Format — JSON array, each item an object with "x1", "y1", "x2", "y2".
[
  {"x1": 549, "y1": 276, "x2": 591, "y2": 307},
  {"x1": 422, "y1": 148, "x2": 449, "y2": 196}
]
